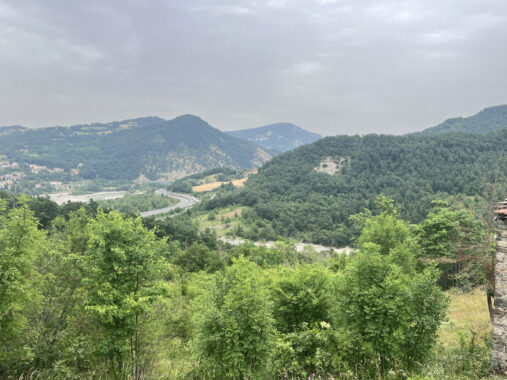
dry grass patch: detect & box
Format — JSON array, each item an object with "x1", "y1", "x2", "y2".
[
  {"x1": 192, "y1": 182, "x2": 222, "y2": 192},
  {"x1": 438, "y1": 287, "x2": 491, "y2": 347},
  {"x1": 231, "y1": 177, "x2": 247, "y2": 187},
  {"x1": 192, "y1": 177, "x2": 248, "y2": 192}
]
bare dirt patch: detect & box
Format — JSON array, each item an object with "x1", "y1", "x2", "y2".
[{"x1": 314, "y1": 156, "x2": 350, "y2": 175}]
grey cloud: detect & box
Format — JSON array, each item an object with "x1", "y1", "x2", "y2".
[{"x1": 0, "y1": 0, "x2": 506, "y2": 135}]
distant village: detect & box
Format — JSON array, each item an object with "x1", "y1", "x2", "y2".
[{"x1": 0, "y1": 159, "x2": 82, "y2": 191}]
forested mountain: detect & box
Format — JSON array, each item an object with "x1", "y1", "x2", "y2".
[
  {"x1": 417, "y1": 105, "x2": 507, "y2": 135},
  {"x1": 226, "y1": 122, "x2": 322, "y2": 153},
  {"x1": 0, "y1": 115, "x2": 270, "y2": 181},
  {"x1": 205, "y1": 129, "x2": 507, "y2": 246}
]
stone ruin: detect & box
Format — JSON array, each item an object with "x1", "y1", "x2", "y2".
[{"x1": 492, "y1": 198, "x2": 507, "y2": 374}]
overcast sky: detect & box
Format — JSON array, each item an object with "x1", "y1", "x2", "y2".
[{"x1": 1, "y1": 0, "x2": 506, "y2": 135}]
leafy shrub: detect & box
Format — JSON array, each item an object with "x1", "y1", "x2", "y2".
[
  {"x1": 425, "y1": 331, "x2": 492, "y2": 379},
  {"x1": 194, "y1": 258, "x2": 274, "y2": 379},
  {"x1": 269, "y1": 322, "x2": 337, "y2": 379}
]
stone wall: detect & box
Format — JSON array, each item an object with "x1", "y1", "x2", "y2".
[{"x1": 492, "y1": 199, "x2": 507, "y2": 374}]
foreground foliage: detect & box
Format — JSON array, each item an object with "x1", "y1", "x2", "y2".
[{"x1": 0, "y1": 193, "x2": 496, "y2": 379}]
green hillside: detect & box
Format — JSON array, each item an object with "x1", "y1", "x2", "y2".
[
  {"x1": 205, "y1": 130, "x2": 507, "y2": 246},
  {"x1": 417, "y1": 105, "x2": 507, "y2": 135},
  {"x1": 0, "y1": 115, "x2": 270, "y2": 181}
]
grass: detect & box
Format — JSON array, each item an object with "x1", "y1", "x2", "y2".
[
  {"x1": 438, "y1": 287, "x2": 492, "y2": 347},
  {"x1": 416, "y1": 287, "x2": 497, "y2": 379}
]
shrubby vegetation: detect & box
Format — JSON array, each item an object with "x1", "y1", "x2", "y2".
[{"x1": 2, "y1": 192, "x2": 495, "y2": 379}]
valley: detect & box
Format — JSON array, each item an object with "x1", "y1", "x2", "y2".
[
  {"x1": 1, "y1": 105, "x2": 507, "y2": 379},
  {"x1": 4, "y1": 1, "x2": 507, "y2": 377}
]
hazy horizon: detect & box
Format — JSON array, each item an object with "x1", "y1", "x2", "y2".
[
  {"x1": 1, "y1": 0, "x2": 506, "y2": 135},
  {"x1": 2, "y1": 103, "x2": 506, "y2": 137}
]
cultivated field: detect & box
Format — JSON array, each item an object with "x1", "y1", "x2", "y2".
[{"x1": 192, "y1": 177, "x2": 248, "y2": 192}]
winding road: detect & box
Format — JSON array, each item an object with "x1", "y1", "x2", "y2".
[
  {"x1": 140, "y1": 190, "x2": 200, "y2": 218},
  {"x1": 48, "y1": 189, "x2": 200, "y2": 218}
]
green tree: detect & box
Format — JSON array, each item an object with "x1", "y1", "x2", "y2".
[
  {"x1": 29, "y1": 196, "x2": 59, "y2": 229},
  {"x1": 333, "y1": 197, "x2": 448, "y2": 378},
  {"x1": 173, "y1": 242, "x2": 223, "y2": 273},
  {"x1": 82, "y1": 210, "x2": 166, "y2": 379},
  {"x1": 357, "y1": 197, "x2": 411, "y2": 257},
  {"x1": 333, "y1": 244, "x2": 447, "y2": 378},
  {"x1": 271, "y1": 265, "x2": 333, "y2": 333},
  {"x1": 415, "y1": 201, "x2": 491, "y2": 315},
  {"x1": 0, "y1": 196, "x2": 46, "y2": 373},
  {"x1": 268, "y1": 265, "x2": 335, "y2": 378},
  {"x1": 195, "y1": 257, "x2": 274, "y2": 379},
  {"x1": 416, "y1": 202, "x2": 485, "y2": 260},
  {"x1": 30, "y1": 208, "x2": 93, "y2": 375}
]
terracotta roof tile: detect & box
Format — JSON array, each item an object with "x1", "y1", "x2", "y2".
[{"x1": 496, "y1": 198, "x2": 507, "y2": 218}]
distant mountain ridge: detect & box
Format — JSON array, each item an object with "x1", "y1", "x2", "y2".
[
  {"x1": 0, "y1": 125, "x2": 27, "y2": 136},
  {"x1": 416, "y1": 105, "x2": 507, "y2": 135},
  {"x1": 226, "y1": 122, "x2": 322, "y2": 153},
  {"x1": 0, "y1": 115, "x2": 271, "y2": 181}
]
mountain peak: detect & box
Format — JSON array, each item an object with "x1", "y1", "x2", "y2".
[
  {"x1": 173, "y1": 114, "x2": 206, "y2": 122},
  {"x1": 226, "y1": 122, "x2": 321, "y2": 153}
]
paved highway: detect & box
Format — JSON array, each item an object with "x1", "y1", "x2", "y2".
[{"x1": 140, "y1": 190, "x2": 200, "y2": 218}]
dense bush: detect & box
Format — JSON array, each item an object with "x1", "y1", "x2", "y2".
[{"x1": 194, "y1": 258, "x2": 274, "y2": 378}]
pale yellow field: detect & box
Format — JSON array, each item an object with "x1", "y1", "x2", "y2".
[
  {"x1": 192, "y1": 177, "x2": 248, "y2": 192},
  {"x1": 438, "y1": 287, "x2": 492, "y2": 347}
]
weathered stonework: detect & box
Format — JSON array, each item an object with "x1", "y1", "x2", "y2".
[{"x1": 492, "y1": 198, "x2": 507, "y2": 374}]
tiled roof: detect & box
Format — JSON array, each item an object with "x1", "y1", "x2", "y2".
[{"x1": 496, "y1": 199, "x2": 507, "y2": 218}]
